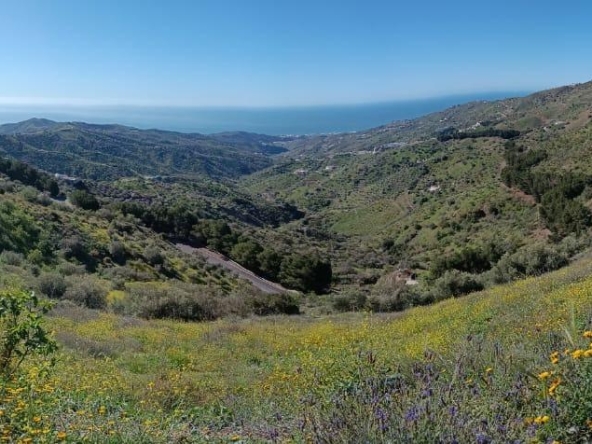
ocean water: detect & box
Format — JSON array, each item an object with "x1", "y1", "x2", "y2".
[{"x1": 0, "y1": 92, "x2": 527, "y2": 136}]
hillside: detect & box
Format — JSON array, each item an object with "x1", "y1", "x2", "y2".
[
  {"x1": 242, "y1": 81, "x2": 592, "y2": 306},
  {"x1": 3, "y1": 250, "x2": 592, "y2": 442},
  {"x1": 277, "y1": 81, "x2": 592, "y2": 156},
  {"x1": 0, "y1": 119, "x2": 290, "y2": 180},
  {"x1": 0, "y1": 81, "x2": 591, "y2": 312},
  {"x1": 1, "y1": 82, "x2": 592, "y2": 442}
]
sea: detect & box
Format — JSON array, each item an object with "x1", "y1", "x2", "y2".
[{"x1": 0, "y1": 92, "x2": 527, "y2": 136}]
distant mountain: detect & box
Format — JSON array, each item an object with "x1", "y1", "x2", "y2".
[
  {"x1": 0, "y1": 118, "x2": 61, "y2": 135},
  {"x1": 0, "y1": 120, "x2": 289, "y2": 180},
  {"x1": 279, "y1": 81, "x2": 592, "y2": 157}
]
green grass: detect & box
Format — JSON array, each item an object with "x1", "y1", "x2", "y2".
[{"x1": 2, "y1": 254, "x2": 592, "y2": 442}]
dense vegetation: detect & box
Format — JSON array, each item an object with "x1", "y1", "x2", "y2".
[
  {"x1": 0, "y1": 156, "x2": 59, "y2": 196},
  {"x1": 501, "y1": 141, "x2": 592, "y2": 236},
  {"x1": 437, "y1": 126, "x2": 521, "y2": 141},
  {"x1": 0, "y1": 121, "x2": 290, "y2": 180},
  {"x1": 0, "y1": 80, "x2": 592, "y2": 442},
  {"x1": 1, "y1": 81, "x2": 592, "y2": 314}
]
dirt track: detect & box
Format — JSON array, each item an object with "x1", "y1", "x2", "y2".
[{"x1": 175, "y1": 244, "x2": 288, "y2": 294}]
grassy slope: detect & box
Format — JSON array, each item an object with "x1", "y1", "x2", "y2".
[
  {"x1": 0, "y1": 182, "x2": 242, "y2": 293},
  {"x1": 0, "y1": 122, "x2": 280, "y2": 181},
  {"x1": 242, "y1": 83, "x2": 592, "y2": 287},
  {"x1": 3, "y1": 254, "x2": 592, "y2": 442}
]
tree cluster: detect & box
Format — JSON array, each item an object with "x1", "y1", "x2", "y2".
[
  {"x1": 501, "y1": 142, "x2": 592, "y2": 236},
  {"x1": 437, "y1": 127, "x2": 520, "y2": 142},
  {"x1": 194, "y1": 220, "x2": 332, "y2": 294},
  {"x1": 0, "y1": 157, "x2": 59, "y2": 196}
]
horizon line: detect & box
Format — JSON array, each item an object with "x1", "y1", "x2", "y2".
[{"x1": 0, "y1": 90, "x2": 533, "y2": 110}]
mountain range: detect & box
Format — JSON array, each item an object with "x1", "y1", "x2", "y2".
[{"x1": 0, "y1": 81, "x2": 591, "y2": 312}]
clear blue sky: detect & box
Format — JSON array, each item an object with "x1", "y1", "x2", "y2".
[{"x1": 1, "y1": 0, "x2": 591, "y2": 107}]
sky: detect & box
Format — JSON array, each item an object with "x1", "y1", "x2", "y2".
[{"x1": 0, "y1": 0, "x2": 591, "y2": 108}]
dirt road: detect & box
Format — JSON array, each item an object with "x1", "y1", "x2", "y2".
[{"x1": 175, "y1": 243, "x2": 288, "y2": 294}]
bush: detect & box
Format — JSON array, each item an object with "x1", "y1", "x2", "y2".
[
  {"x1": 279, "y1": 253, "x2": 332, "y2": 294},
  {"x1": 37, "y1": 273, "x2": 68, "y2": 299},
  {"x1": 60, "y1": 236, "x2": 88, "y2": 261},
  {"x1": 109, "y1": 241, "x2": 126, "y2": 264},
  {"x1": 0, "y1": 251, "x2": 24, "y2": 267},
  {"x1": 56, "y1": 262, "x2": 86, "y2": 276},
  {"x1": 70, "y1": 189, "x2": 100, "y2": 211},
  {"x1": 101, "y1": 264, "x2": 155, "y2": 282},
  {"x1": 369, "y1": 286, "x2": 429, "y2": 312},
  {"x1": 492, "y1": 243, "x2": 569, "y2": 284},
  {"x1": 120, "y1": 283, "x2": 223, "y2": 321},
  {"x1": 0, "y1": 288, "x2": 57, "y2": 377},
  {"x1": 143, "y1": 245, "x2": 164, "y2": 266},
  {"x1": 63, "y1": 277, "x2": 107, "y2": 309},
  {"x1": 333, "y1": 291, "x2": 368, "y2": 312},
  {"x1": 430, "y1": 270, "x2": 484, "y2": 300},
  {"x1": 245, "y1": 292, "x2": 300, "y2": 316}
]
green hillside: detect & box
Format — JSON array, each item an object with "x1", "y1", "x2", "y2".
[
  {"x1": 2, "y1": 249, "x2": 592, "y2": 442},
  {"x1": 0, "y1": 119, "x2": 289, "y2": 180},
  {"x1": 1, "y1": 83, "x2": 592, "y2": 311},
  {"x1": 1, "y1": 81, "x2": 592, "y2": 442},
  {"x1": 242, "y1": 81, "x2": 592, "y2": 306}
]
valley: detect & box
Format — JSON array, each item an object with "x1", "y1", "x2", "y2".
[{"x1": 1, "y1": 81, "x2": 592, "y2": 442}]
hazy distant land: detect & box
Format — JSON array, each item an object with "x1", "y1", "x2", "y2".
[{"x1": 0, "y1": 91, "x2": 527, "y2": 135}]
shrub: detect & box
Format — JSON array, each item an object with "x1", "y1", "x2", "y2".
[
  {"x1": 430, "y1": 270, "x2": 484, "y2": 300},
  {"x1": 37, "y1": 273, "x2": 68, "y2": 299},
  {"x1": 0, "y1": 251, "x2": 24, "y2": 266},
  {"x1": 70, "y1": 189, "x2": 100, "y2": 211},
  {"x1": 368, "y1": 286, "x2": 429, "y2": 312},
  {"x1": 63, "y1": 276, "x2": 108, "y2": 309},
  {"x1": 101, "y1": 264, "x2": 155, "y2": 282},
  {"x1": 120, "y1": 283, "x2": 223, "y2": 321},
  {"x1": 492, "y1": 243, "x2": 569, "y2": 284},
  {"x1": 333, "y1": 291, "x2": 368, "y2": 312},
  {"x1": 56, "y1": 262, "x2": 86, "y2": 276},
  {"x1": 60, "y1": 235, "x2": 88, "y2": 261},
  {"x1": 279, "y1": 253, "x2": 332, "y2": 294},
  {"x1": 0, "y1": 288, "x2": 57, "y2": 377},
  {"x1": 109, "y1": 240, "x2": 127, "y2": 264},
  {"x1": 245, "y1": 292, "x2": 300, "y2": 316},
  {"x1": 27, "y1": 249, "x2": 44, "y2": 266},
  {"x1": 143, "y1": 245, "x2": 164, "y2": 266},
  {"x1": 230, "y1": 240, "x2": 263, "y2": 273}
]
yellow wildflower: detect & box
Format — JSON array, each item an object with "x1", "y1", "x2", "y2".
[
  {"x1": 548, "y1": 378, "x2": 561, "y2": 396},
  {"x1": 485, "y1": 367, "x2": 493, "y2": 373},
  {"x1": 571, "y1": 349, "x2": 585, "y2": 359},
  {"x1": 534, "y1": 415, "x2": 550, "y2": 424},
  {"x1": 56, "y1": 431, "x2": 67, "y2": 440},
  {"x1": 583, "y1": 331, "x2": 592, "y2": 338},
  {"x1": 538, "y1": 371, "x2": 552, "y2": 380}
]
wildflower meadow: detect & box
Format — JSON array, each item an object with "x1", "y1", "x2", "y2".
[{"x1": 2, "y1": 256, "x2": 592, "y2": 442}]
